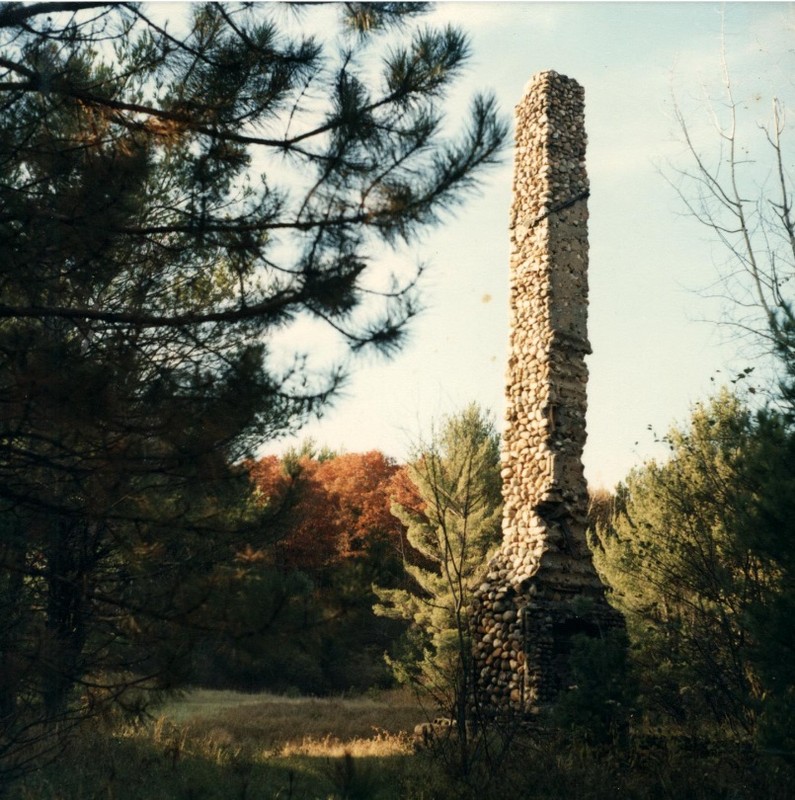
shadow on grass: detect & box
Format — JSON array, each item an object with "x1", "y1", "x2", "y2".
[{"x1": 5, "y1": 725, "x2": 421, "y2": 800}]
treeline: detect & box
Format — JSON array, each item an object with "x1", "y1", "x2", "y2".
[
  {"x1": 205, "y1": 388, "x2": 795, "y2": 763},
  {"x1": 589, "y1": 388, "x2": 795, "y2": 756},
  {"x1": 188, "y1": 446, "x2": 414, "y2": 695},
  {"x1": 186, "y1": 402, "x2": 503, "y2": 700}
]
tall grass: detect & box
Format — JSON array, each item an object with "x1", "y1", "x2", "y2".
[
  {"x1": 161, "y1": 688, "x2": 421, "y2": 749},
  {"x1": 5, "y1": 689, "x2": 423, "y2": 800},
  {"x1": 6, "y1": 689, "x2": 793, "y2": 800}
]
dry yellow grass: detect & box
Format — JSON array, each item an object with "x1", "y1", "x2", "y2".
[
  {"x1": 158, "y1": 687, "x2": 423, "y2": 758},
  {"x1": 279, "y1": 730, "x2": 414, "y2": 757}
]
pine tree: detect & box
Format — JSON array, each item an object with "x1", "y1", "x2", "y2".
[
  {"x1": 0, "y1": 3, "x2": 507, "y2": 777},
  {"x1": 727, "y1": 407, "x2": 795, "y2": 757},
  {"x1": 375, "y1": 404, "x2": 502, "y2": 726},
  {"x1": 591, "y1": 391, "x2": 771, "y2": 737}
]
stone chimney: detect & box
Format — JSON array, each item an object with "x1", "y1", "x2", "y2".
[{"x1": 471, "y1": 72, "x2": 623, "y2": 713}]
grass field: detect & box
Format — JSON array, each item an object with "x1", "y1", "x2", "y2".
[
  {"x1": 6, "y1": 689, "x2": 793, "y2": 800},
  {"x1": 7, "y1": 689, "x2": 432, "y2": 800},
  {"x1": 160, "y1": 688, "x2": 421, "y2": 747}
]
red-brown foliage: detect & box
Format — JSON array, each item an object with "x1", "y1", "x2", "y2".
[{"x1": 248, "y1": 451, "x2": 407, "y2": 571}]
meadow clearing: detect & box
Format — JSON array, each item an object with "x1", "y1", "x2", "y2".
[
  {"x1": 8, "y1": 687, "x2": 793, "y2": 800},
  {"x1": 7, "y1": 689, "x2": 434, "y2": 800}
]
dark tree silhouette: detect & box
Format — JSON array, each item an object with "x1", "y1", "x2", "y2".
[{"x1": 0, "y1": 2, "x2": 507, "y2": 779}]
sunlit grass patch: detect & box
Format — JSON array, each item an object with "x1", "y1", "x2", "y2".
[
  {"x1": 7, "y1": 690, "x2": 421, "y2": 800},
  {"x1": 159, "y1": 687, "x2": 423, "y2": 752},
  {"x1": 279, "y1": 729, "x2": 414, "y2": 757}
]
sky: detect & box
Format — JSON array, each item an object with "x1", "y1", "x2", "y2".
[{"x1": 255, "y1": 1, "x2": 795, "y2": 488}]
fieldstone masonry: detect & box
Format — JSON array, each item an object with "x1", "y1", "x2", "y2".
[{"x1": 471, "y1": 71, "x2": 623, "y2": 714}]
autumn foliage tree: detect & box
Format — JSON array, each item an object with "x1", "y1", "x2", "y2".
[
  {"x1": 193, "y1": 447, "x2": 411, "y2": 694},
  {"x1": 248, "y1": 448, "x2": 407, "y2": 571}
]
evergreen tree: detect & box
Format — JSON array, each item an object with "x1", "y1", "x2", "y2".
[
  {"x1": 590, "y1": 390, "x2": 786, "y2": 740},
  {"x1": 375, "y1": 404, "x2": 502, "y2": 727},
  {"x1": 0, "y1": 3, "x2": 507, "y2": 778},
  {"x1": 728, "y1": 407, "x2": 795, "y2": 756}
]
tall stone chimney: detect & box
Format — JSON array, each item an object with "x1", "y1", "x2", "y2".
[{"x1": 471, "y1": 72, "x2": 623, "y2": 713}]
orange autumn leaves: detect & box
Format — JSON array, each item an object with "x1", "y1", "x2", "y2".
[{"x1": 248, "y1": 451, "x2": 422, "y2": 572}]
